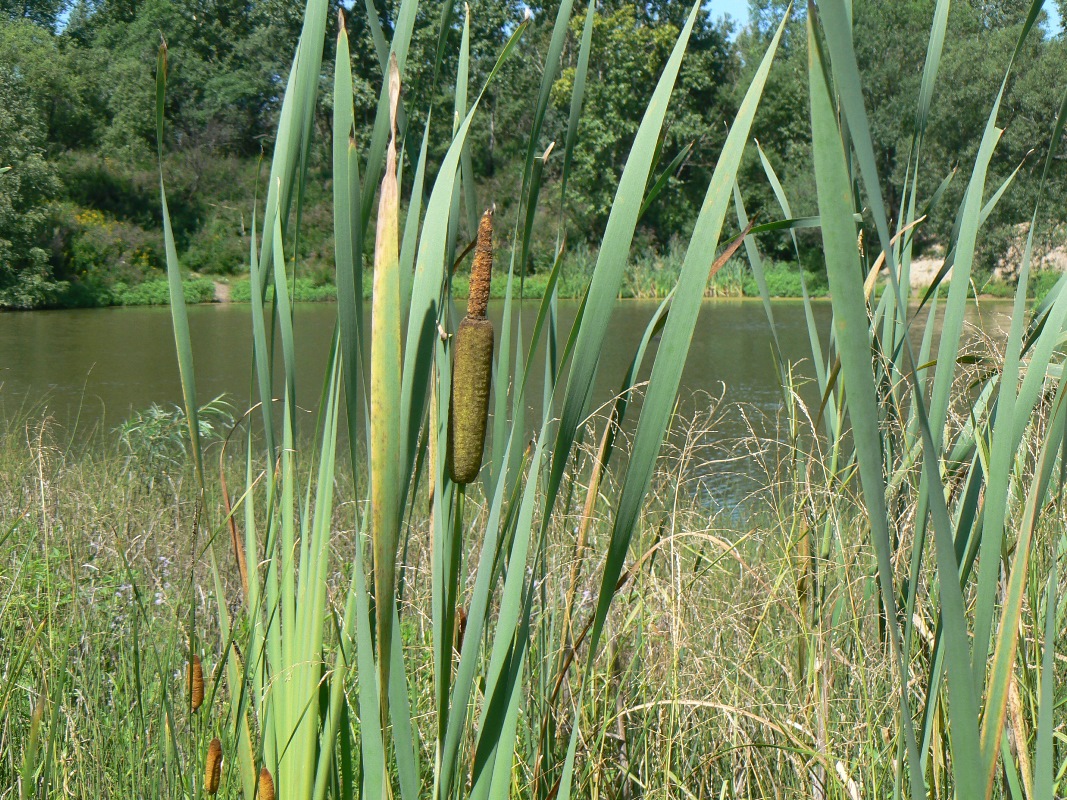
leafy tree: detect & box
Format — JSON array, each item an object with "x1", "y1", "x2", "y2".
[
  {"x1": 0, "y1": 66, "x2": 62, "y2": 307},
  {"x1": 553, "y1": 2, "x2": 735, "y2": 244},
  {"x1": 731, "y1": 0, "x2": 811, "y2": 256},
  {"x1": 738, "y1": 0, "x2": 1067, "y2": 268},
  {"x1": 1, "y1": 0, "x2": 69, "y2": 29},
  {"x1": 0, "y1": 19, "x2": 101, "y2": 150}
]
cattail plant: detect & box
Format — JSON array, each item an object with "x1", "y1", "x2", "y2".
[
  {"x1": 449, "y1": 208, "x2": 495, "y2": 484},
  {"x1": 187, "y1": 654, "x2": 204, "y2": 712},
  {"x1": 156, "y1": 1, "x2": 795, "y2": 797},
  {"x1": 204, "y1": 738, "x2": 222, "y2": 795}
]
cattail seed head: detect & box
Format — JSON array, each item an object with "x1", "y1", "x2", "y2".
[
  {"x1": 467, "y1": 208, "x2": 493, "y2": 319},
  {"x1": 450, "y1": 208, "x2": 495, "y2": 485},
  {"x1": 453, "y1": 605, "x2": 468, "y2": 654},
  {"x1": 188, "y1": 654, "x2": 204, "y2": 712},
  {"x1": 258, "y1": 767, "x2": 275, "y2": 800},
  {"x1": 449, "y1": 317, "x2": 494, "y2": 484},
  {"x1": 205, "y1": 738, "x2": 222, "y2": 795}
]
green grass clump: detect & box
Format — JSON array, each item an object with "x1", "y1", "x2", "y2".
[
  {"x1": 986, "y1": 269, "x2": 1064, "y2": 302},
  {"x1": 229, "y1": 276, "x2": 336, "y2": 303},
  {"x1": 113, "y1": 277, "x2": 216, "y2": 306}
]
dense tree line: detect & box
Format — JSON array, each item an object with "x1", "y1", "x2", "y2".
[{"x1": 0, "y1": 0, "x2": 1066, "y2": 308}]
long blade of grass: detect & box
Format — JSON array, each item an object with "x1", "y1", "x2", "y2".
[
  {"x1": 1034, "y1": 562, "x2": 1058, "y2": 800},
  {"x1": 360, "y1": 0, "x2": 419, "y2": 226},
  {"x1": 156, "y1": 42, "x2": 203, "y2": 487},
  {"x1": 334, "y1": 15, "x2": 367, "y2": 475},
  {"x1": 370, "y1": 56, "x2": 403, "y2": 725},
  {"x1": 982, "y1": 375, "x2": 1067, "y2": 795},
  {"x1": 587, "y1": 7, "x2": 788, "y2": 663},
  {"x1": 806, "y1": 9, "x2": 931, "y2": 794}
]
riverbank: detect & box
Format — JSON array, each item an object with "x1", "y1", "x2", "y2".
[{"x1": 32, "y1": 258, "x2": 1063, "y2": 309}]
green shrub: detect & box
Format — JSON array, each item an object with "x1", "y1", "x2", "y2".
[
  {"x1": 53, "y1": 277, "x2": 117, "y2": 308},
  {"x1": 64, "y1": 207, "x2": 161, "y2": 283},
  {"x1": 181, "y1": 212, "x2": 249, "y2": 275},
  {"x1": 982, "y1": 278, "x2": 1016, "y2": 298},
  {"x1": 229, "y1": 277, "x2": 335, "y2": 303},
  {"x1": 1030, "y1": 269, "x2": 1062, "y2": 302},
  {"x1": 734, "y1": 261, "x2": 829, "y2": 298},
  {"x1": 114, "y1": 277, "x2": 215, "y2": 306}
]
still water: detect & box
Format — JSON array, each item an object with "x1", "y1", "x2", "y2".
[{"x1": 0, "y1": 298, "x2": 1012, "y2": 504}]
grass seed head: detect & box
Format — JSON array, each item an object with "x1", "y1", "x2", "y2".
[
  {"x1": 205, "y1": 738, "x2": 222, "y2": 794},
  {"x1": 188, "y1": 654, "x2": 204, "y2": 712},
  {"x1": 449, "y1": 316, "x2": 494, "y2": 484},
  {"x1": 258, "y1": 767, "x2": 275, "y2": 800},
  {"x1": 467, "y1": 208, "x2": 493, "y2": 319}
]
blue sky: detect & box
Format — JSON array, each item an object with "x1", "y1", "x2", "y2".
[
  {"x1": 709, "y1": 0, "x2": 751, "y2": 24},
  {"x1": 707, "y1": 1, "x2": 1062, "y2": 32}
]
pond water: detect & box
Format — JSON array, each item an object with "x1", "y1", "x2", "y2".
[{"x1": 0, "y1": 298, "x2": 1013, "y2": 507}]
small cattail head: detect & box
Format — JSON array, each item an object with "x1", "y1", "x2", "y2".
[
  {"x1": 188, "y1": 654, "x2": 204, "y2": 712},
  {"x1": 467, "y1": 208, "x2": 494, "y2": 319},
  {"x1": 205, "y1": 738, "x2": 223, "y2": 795},
  {"x1": 453, "y1": 605, "x2": 469, "y2": 654},
  {"x1": 449, "y1": 316, "x2": 494, "y2": 484},
  {"x1": 258, "y1": 767, "x2": 275, "y2": 800}
]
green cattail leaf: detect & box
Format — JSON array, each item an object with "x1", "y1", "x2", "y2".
[
  {"x1": 807, "y1": 6, "x2": 937, "y2": 795},
  {"x1": 155, "y1": 42, "x2": 202, "y2": 489},
  {"x1": 370, "y1": 55, "x2": 403, "y2": 721}
]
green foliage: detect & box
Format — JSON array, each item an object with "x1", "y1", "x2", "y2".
[
  {"x1": 0, "y1": 0, "x2": 69, "y2": 30},
  {"x1": 117, "y1": 395, "x2": 233, "y2": 485},
  {"x1": 985, "y1": 268, "x2": 1064, "y2": 300},
  {"x1": 5, "y1": 0, "x2": 1067, "y2": 797},
  {"x1": 0, "y1": 45, "x2": 62, "y2": 308},
  {"x1": 0, "y1": 19, "x2": 100, "y2": 151},
  {"x1": 553, "y1": 4, "x2": 735, "y2": 243},
  {"x1": 113, "y1": 277, "x2": 215, "y2": 305},
  {"x1": 229, "y1": 276, "x2": 336, "y2": 303},
  {"x1": 62, "y1": 207, "x2": 162, "y2": 282},
  {"x1": 747, "y1": 259, "x2": 828, "y2": 296},
  {"x1": 4, "y1": 0, "x2": 1065, "y2": 305},
  {"x1": 51, "y1": 275, "x2": 216, "y2": 307},
  {"x1": 181, "y1": 213, "x2": 250, "y2": 275}
]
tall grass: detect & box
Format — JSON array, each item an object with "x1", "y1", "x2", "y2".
[{"x1": 755, "y1": 1, "x2": 1067, "y2": 796}]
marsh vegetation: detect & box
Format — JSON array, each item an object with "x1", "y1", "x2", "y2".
[{"x1": 5, "y1": 1, "x2": 1067, "y2": 799}]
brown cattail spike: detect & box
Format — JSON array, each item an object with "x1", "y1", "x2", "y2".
[
  {"x1": 467, "y1": 208, "x2": 493, "y2": 318},
  {"x1": 449, "y1": 317, "x2": 494, "y2": 484},
  {"x1": 258, "y1": 767, "x2": 276, "y2": 800},
  {"x1": 188, "y1": 655, "x2": 204, "y2": 712},
  {"x1": 205, "y1": 738, "x2": 223, "y2": 795},
  {"x1": 449, "y1": 207, "x2": 495, "y2": 485}
]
